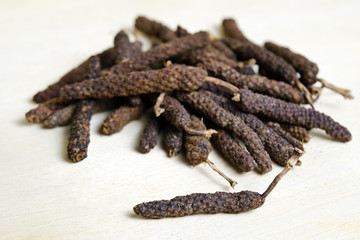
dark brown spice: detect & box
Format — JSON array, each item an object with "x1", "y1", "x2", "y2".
[
  {"x1": 135, "y1": 16, "x2": 177, "y2": 42},
  {"x1": 204, "y1": 91, "x2": 295, "y2": 166},
  {"x1": 236, "y1": 89, "x2": 352, "y2": 142},
  {"x1": 25, "y1": 98, "x2": 71, "y2": 123},
  {"x1": 211, "y1": 128, "x2": 256, "y2": 172},
  {"x1": 280, "y1": 123, "x2": 310, "y2": 143},
  {"x1": 133, "y1": 190, "x2": 264, "y2": 219},
  {"x1": 163, "y1": 123, "x2": 184, "y2": 157},
  {"x1": 264, "y1": 41, "x2": 318, "y2": 86},
  {"x1": 176, "y1": 91, "x2": 272, "y2": 173},
  {"x1": 68, "y1": 99, "x2": 96, "y2": 162},
  {"x1": 139, "y1": 114, "x2": 161, "y2": 153},
  {"x1": 43, "y1": 104, "x2": 77, "y2": 128},
  {"x1": 114, "y1": 30, "x2": 132, "y2": 63},
  {"x1": 33, "y1": 48, "x2": 116, "y2": 103},
  {"x1": 222, "y1": 18, "x2": 250, "y2": 43},
  {"x1": 200, "y1": 61, "x2": 306, "y2": 103},
  {"x1": 60, "y1": 65, "x2": 207, "y2": 100},
  {"x1": 267, "y1": 122, "x2": 303, "y2": 150},
  {"x1": 101, "y1": 103, "x2": 146, "y2": 135}
]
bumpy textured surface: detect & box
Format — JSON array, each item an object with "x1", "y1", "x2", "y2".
[
  {"x1": 139, "y1": 114, "x2": 161, "y2": 153},
  {"x1": 211, "y1": 39, "x2": 237, "y2": 60},
  {"x1": 114, "y1": 30, "x2": 132, "y2": 63},
  {"x1": 177, "y1": 91, "x2": 272, "y2": 173},
  {"x1": 109, "y1": 31, "x2": 210, "y2": 75},
  {"x1": 211, "y1": 128, "x2": 256, "y2": 172},
  {"x1": 237, "y1": 89, "x2": 352, "y2": 142},
  {"x1": 267, "y1": 122, "x2": 303, "y2": 150},
  {"x1": 204, "y1": 91, "x2": 295, "y2": 166},
  {"x1": 68, "y1": 100, "x2": 95, "y2": 162},
  {"x1": 163, "y1": 123, "x2": 184, "y2": 157},
  {"x1": 280, "y1": 123, "x2": 310, "y2": 143},
  {"x1": 200, "y1": 61, "x2": 306, "y2": 103},
  {"x1": 265, "y1": 41, "x2": 319, "y2": 86},
  {"x1": 135, "y1": 16, "x2": 177, "y2": 42},
  {"x1": 101, "y1": 103, "x2": 146, "y2": 135},
  {"x1": 175, "y1": 25, "x2": 190, "y2": 38},
  {"x1": 133, "y1": 190, "x2": 265, "y2": 219},
  {"x1": 184, "y1": 116, "x2": 212, "y2": 166},
  {"x1": 222, "y1": 18, "x2": 250, "y2": 43},
  {"x1": 60, "y1": 65, "x2": 207, "y2": 100},
  {"x1": 33, "y1": 48, "x2": 116, "y2": 103},
  {"x1": 43, "y1": 104, "x2": 77, "y2": 128},
  {"x1": 225, "y1": 39, "x2": 299, "y2": 86},
  {"x1": 159, "y1": 95, "x2": 192, "y2": 130},
  {"x1": 25, "y1": 98, "x2": 71, "y2": 123}
]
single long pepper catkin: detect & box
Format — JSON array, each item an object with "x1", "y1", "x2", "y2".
[
  {"x1": 163, "y1": 123, "x2": 184, "y2": 157},
  {"x1": 203, "y1": 91, "x2": 295, "y2": 166},
  {"x1": 43, "y1": 104, "x2": 77, "y2": 128},
  {"x1": 264, "y1": 41, "x2": 318, "y2": 86},
  {"x1": 114, "y1": 30, "x2": 132, "y2": 63},
  {"x1": 135, "y1": 16, "x2": 177, "y2": 42},
  {"x1": 67, "y1": 55, "x2": 102, "y2": 162},
  {"x1": 133, "y1": 190, "x2": 264, "y2": 219},
  {"x1": 177, "y1": 91, "x2": 272, "y2": 173},
  {"x1": 222, "y1": 18, "x2": 250, "y2": 43},
  {"x1": 33, "y1": 48, "x2": 116, "y2": 103},
  {"x1": 236, "y1": 89, "x2": 352, "y2": 142},
  {"x1": 200, "y1": 61, "x2": 306, "y2": 103},
  {"x1": 139, "y1": 114, "x2": 161, "y2": 153},
  {"x1": 25, "y1": 98, "x2": 71, "y2": 123},
  {"x1": 60, "y1": 65, "x2": 208, "y2": 100},
  {"x1": 211, "y1": 128, "x2": 256, "y2": 172},
  {"x1": 211, "y1": 39, "x2": 237, "y2": 61}
]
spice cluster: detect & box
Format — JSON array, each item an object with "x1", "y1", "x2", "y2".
[{"x1": 26, "y1": 17, "x2": 352, "y2": 219}]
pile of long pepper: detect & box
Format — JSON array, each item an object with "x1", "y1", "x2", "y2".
[{"x1": 26, "y1": 16, "x2": 353, "y2": 219}]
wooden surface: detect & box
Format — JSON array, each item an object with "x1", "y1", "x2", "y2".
[{"x1": 1, "y1": 0, "x2": 360, "y2": 239}]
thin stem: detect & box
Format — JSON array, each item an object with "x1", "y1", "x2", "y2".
[
  {"x1": 183, "y1": 126, "x2": 217, "y2": 139},
  {"x1": 154, "y1": 92, "x2": 166, "y2": 117},
  {"x1": 262, "y1": 148, "x2": 303, "y2": 198},
  {"x1": 205, "y1": 159, "x2": 238, "y2": 188},
  {"x1": 296, "y1": 80, "x2": 315, "y2": 109},
  {"x1": 318, "y1": 78, "x2": 354, "y2": 99},
  {"x1": 204, "y1": 76, "x2": 240, "y2": 94}
]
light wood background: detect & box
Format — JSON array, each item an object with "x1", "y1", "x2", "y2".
[{"x1": 1, "y1": 0, "x2": 359, "y2": 239}]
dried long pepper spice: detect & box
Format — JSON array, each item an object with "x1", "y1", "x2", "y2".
[
  {"x1": 135, "y1": 16, "x2": 177, "y2": 42},
  {"x1": 224, "y1": 38, "x2": 314, "y2": 106},
  {"x1": 200, "y1": 61, "x2": 306, "y2": 103},
  {"x1": 114, "y1": 30, "x2": 132, "y2": 63},
  {"x1": 26, "y1": 98, "x2": 71, "y2": 123},
  {"x1": 139, "y1": 114, "x2": 161, "y2": 153},
  {"x1": 222, "y1": 18, "x2": 250, "y2": 43},
  {"x1": 101, "y1": 103, "x2": 146, "y2": 135},
  {"x1": 184, "y1": 116, "x2": 237, "y2": 188},
  {"x1": 163, "y1": 123, "x2": 184, "y2": 157},
  {"x1": 134, "y1": 190, "x2": 264, "y2": 219},
  {"x1": 280, "y1": 123, "x2": 310, "y2": 143},
  {"x1": 43, "y1": 104, "x2": 77, "y2": 128},
  {"x1": 67, "y1": 55, "x2": 102, "y2": 162},
  {"x1": 109, "y1": 31, "x2": 210, "y2": 75},
  {"x1": 204, "y1": 91, "x2": 295, "y2": 166},
  {"x1": 133, "y1": 150, "x2": 302, "y2": 219},
  {"x1": 267, "y1": 122, "x2": 303, "y2": 150},
  {"x1": 210, "y1": 128, "x2": 256, "y2": 172},
  {"x1": 33, "y1": 48, "x2": 116, "y2": 103},
  {"x1": 60, "y1": 64, "x2": 240, "y2": 101},
  {"x1": 153, "y1": 94, "x2": 216, "y2": 138},
  {"x1": 235, "y1": 89, "x2": 352, "y2": 142},
  {"x1": 177, "y1": 91, "x2": 272, "y2": 173},
  {"x1": 68, "y1": 99, "x2": 96, "y2": 162}
]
